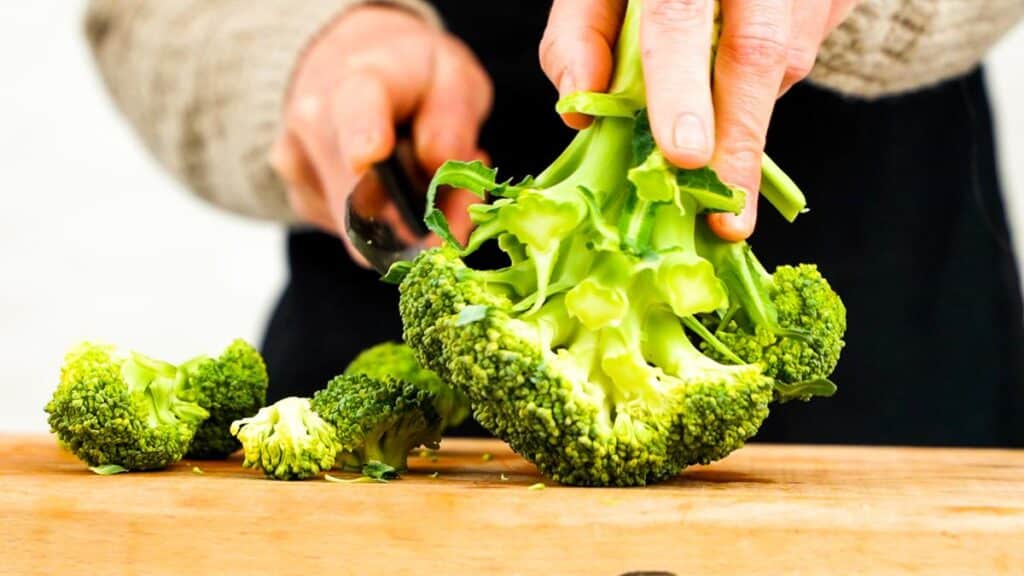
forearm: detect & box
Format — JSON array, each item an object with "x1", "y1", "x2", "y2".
[
  {"x1": 84, "y1": 0, "x2": 439, "y2": 222},
  {"x1": 809, "y1": 0, "x2": 1024, "y2": 98}
]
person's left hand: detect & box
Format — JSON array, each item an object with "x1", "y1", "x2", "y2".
[{"x1": 540, "y1": 0, "x2": 858, "y2": 241}]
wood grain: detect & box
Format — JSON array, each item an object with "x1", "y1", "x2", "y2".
[{"x1": 2, "y1": 435, "x2": 1022, "y2": 576}]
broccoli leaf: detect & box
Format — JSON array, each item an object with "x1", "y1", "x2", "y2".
[
  {"x1": 556, "y1": 91, "x2": 641, "y2": 119},
  {"x1": 362, "y1": 460, "x2": 400, "y2": 480},
  {"x1": 89, "y1": 464, "x2": 128, "y2": 476},
  {"x1": 382, "y1": 261, "x2": 413, "y2": 285},
  {"x1": 773, "y1": 378, "x2": 838, "y2": 403},
  {"x1": 424, "y1": 161, "x2": 500, "y2": 248},
  {"x1": 455, "y1": 305, "x2": 489, "y2": 326}
]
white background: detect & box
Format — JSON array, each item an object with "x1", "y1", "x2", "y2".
[{"x1": 2, "y1": 3, "x2": 1023, "y2": 432}]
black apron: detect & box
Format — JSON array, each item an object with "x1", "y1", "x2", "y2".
[{"x1": 261, "y1": 2, "x2": 1024, "y2": 447}]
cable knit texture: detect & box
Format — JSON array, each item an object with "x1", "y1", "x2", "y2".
[
  {"x1": 84, "y1": 0, "x2": 441, "y2": 222},
  {"x1": 84, "y1": 0, "x2": 1024, "y2": 222},
  {"x1": 810, "y1": 0, "x2": 1024, "y2": 98}
]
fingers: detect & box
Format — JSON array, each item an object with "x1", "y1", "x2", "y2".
[
  {"x1": 413, "y1": 37, "x2": 493, "y2": 174},
  {"x1": 709, "y1": 0, "x2": 792, "y2": 240},
  {"x1": 540, "y1": 0, "x2": 626, "y2": 129},
  {"x1": 269, "y1": 129, "x2": 322, "y2": 195},
  {"x1": 332, "y1": 71, "x2": 396, "y2": 175},
  {"x1": 779, "y1": 1, "x2": 830, "y2": 96},
  {"x1": 270, "y1": 130, "x2": 335, "y2": 232},
  {"x1": 285, "y1": 92, "x2": 373, "y2": 266},
  {"x1": 640, "y1": 0, "x2": 718, "y2": 168}
]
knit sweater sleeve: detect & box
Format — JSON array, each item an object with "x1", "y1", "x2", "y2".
[
  {"x1": 809, "y1": 0, "x2": 1024, "y2": 98},
  {"x1": 83, "y1": 0, "x2": 440, "y2": 223}
]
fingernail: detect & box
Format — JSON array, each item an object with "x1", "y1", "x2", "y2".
[
  {"x1": 560, "y1": 68, "x2": 576, "y2": 96},
  {"x1": 672, "y1": 113, "x2": 708, "y2": 153}
]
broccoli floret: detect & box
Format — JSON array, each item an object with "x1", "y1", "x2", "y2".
[
  {"x1": 45, "y1": 343, "x2": 210, "y2": 471},
  {"x1": 391, "y1": 0, "x2": 845, "y2": 486},
  {"x1": 230, "y1": 397, "x2": 340, "y2": 480},
  {"x1": 182, "y1": 339, "x2": 268, "y2": 459},
  {"x1": 344, "y1": 341, "x2": 470, "y2": 430},
  {"x1": 311, "y1": 374, "x2": 443, "y2": 474},
  {"x1": 695, "y1": 229, "x2": 847, "y2": 401}
]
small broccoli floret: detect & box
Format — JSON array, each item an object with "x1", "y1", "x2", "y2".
[
  {"x1": 344, "y1": 341, "x2": 470, "y2": 430},
  {"x1": 45, "y1": 343, "x2": 210, "y2": 471},
  {"x1": 695, "y1": 228, "x2": 847, "y2": 401},
  {"x1": 230, "y1": 397, "x2": 340, "y2": 480},
  {"x1": 311, "y1": 374, "x2": 442, "y2": 475},
  {"x1": 182, "y1": 339, "x2": 268, "y2": 459}
]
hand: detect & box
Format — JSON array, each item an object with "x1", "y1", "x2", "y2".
[
  {"x1": 540, "y1": 0, "x2": 857, "y2": 241},
  {"x1": 269, "y1": 6, "x2": 493, "y2": 266}
]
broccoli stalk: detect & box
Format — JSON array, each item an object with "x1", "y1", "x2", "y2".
[{"x1": 393, "y1": 0, "x2": 846, "y2": 486}]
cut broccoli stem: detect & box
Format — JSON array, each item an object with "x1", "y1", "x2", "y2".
[{"x1": 760, "y1": 154, "x2": 807, "y2": 222}]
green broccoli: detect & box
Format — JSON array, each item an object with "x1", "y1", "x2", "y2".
[
  {"x1": 312, "y1": 374, "x2": 443, "y2": 475},
  {"x1": 229, "y1": 374, "x2": 446, "y2": 481},
  {"x1": 230, "y1": 397, "x2": 341, "y2": 480},
  {"x1": 344, "y1": 341, "x2": 470, "y2": 430},
  {"x1": 694, "y1": 228, "x2": 847, "y2": 400},
  {"x1": 45, "y1": 343, "x2": 210, "y2": 471},
  {"x1": 391, "y1": 0, "x2": 845, "y2": 486},
  {"x1": 181, "y1": 339, "x2": 268, "y2": 459}
]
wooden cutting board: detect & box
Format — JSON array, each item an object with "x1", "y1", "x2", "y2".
[{"x1": 2, "y1": 434, "x2": 1022, "y2": 575}]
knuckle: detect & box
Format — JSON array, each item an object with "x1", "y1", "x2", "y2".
[
  {"x1": 287, "y1": 94, "x2": 326, "y2": 126},
  {"x1": 649, "y1": 0, "x2": 709, "y2": 28},
  {"x1": 785, "y1": 47, "x2": 816, "y2": 81},
  {"x1": 720, "y1": 32, "x2": 788, "y2": 71},
  {"x1": 717, "y1": 140, "x2": 764, "y2": 181}
]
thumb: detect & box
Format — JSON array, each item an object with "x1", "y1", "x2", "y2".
[{"x1": 707, "y1": 188, "x2": 759, "y2": 242}]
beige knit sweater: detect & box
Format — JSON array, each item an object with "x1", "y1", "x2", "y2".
[{"x1": 84, "y1": 0, "x2": 1024, "y2": 223}]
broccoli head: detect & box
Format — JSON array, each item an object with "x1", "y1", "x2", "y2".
[
  {"x1": 391, "y1": 0, "x2": 845, "y2": 486},
  {"x1": 182, "y1": 339, "x2": 269, "y2": 459},
  {"x1": 344, "y1": 341, "x2": 470, "y2": 430},
  {"x1": 230, "y1": 397, "x2": 340, "y2": 480},
  {"x1": 45, "y1": 343, "x2": 210, "y2": 471},
  {"x1": 311, "y1": 374, "x2": 443, "y2": 474}
]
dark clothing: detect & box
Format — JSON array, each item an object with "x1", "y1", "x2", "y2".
[{"x1": 261, "y1": 2, "x2": 1024, "y2": 447}]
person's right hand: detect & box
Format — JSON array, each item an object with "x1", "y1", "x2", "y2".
[{"x1": 268, "y1": 5, "x2": 493, "y2": 266}]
